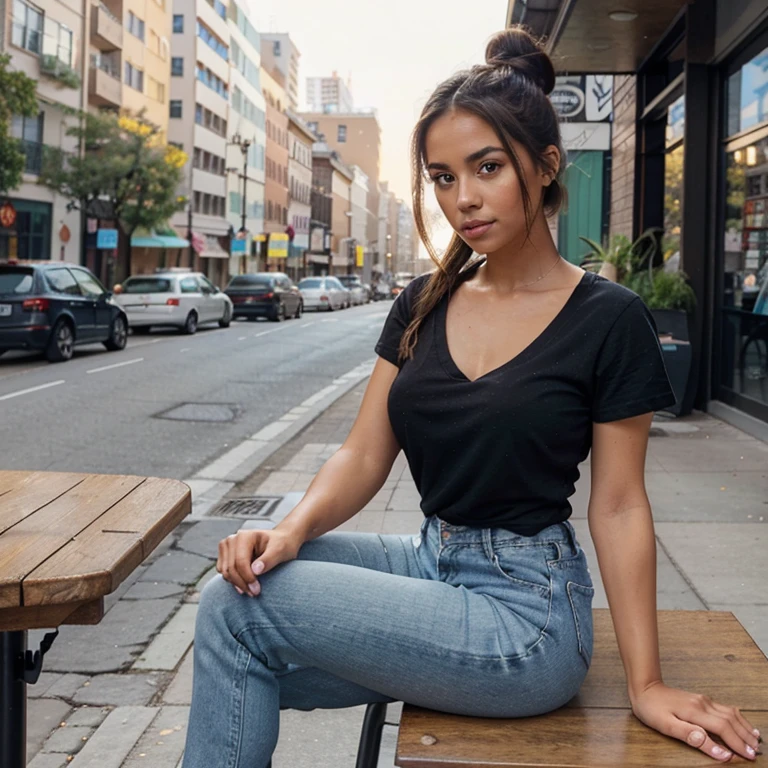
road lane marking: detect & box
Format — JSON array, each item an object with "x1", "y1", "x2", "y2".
[
  {"x1": 300, "y1": 322, "x2": 314, "y2": 328},
  {"x1": 180, "y1": 348, "x2": 191, "y2": 353},
  {"x1": 87, "y1": 358, "x2": 144, "y2": 374},
  {"x1": 0, "y1": 380, "x2": 65, "y2": 401},
  {"x1": 238, "y1": 336, "x2": 247, "y2": 341},
  {"x1": 321, "y1": 318, "x2": 339, "y2": 323}
]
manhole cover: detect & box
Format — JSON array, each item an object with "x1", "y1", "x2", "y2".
[
  {"x1": 157, "y1": 403, "x2": 240, "y2": 422},
  {"x1": 210, "y1": 496, "x2": 284, "y2": 518}
]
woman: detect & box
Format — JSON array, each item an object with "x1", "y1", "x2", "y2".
[{"x1": 183, "y1": 28, "x2": 760, "y2": 766}]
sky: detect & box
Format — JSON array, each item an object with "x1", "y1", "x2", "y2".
[{"x1": 247, "y1": 0, "x2": 509, "y2": 256}]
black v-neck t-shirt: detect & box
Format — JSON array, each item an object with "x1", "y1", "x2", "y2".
[{"x1": 374, "y1": 269, "x2": 676, "y2": 535}]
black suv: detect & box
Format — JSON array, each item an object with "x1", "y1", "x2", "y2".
[{"x1": 0, "y1": 261, "x2": 128, "y2": 362}]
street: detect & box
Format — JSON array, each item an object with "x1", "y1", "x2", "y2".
[{"x1": 0, "y1": 303, "x2": 391, "y2": 479}]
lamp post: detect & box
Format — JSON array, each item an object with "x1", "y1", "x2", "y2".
[{"x1": 229, "y1": 133, "x2": 253, "y2": 234}]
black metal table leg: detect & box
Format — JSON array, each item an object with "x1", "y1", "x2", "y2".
[{"x1": 0, "y1": 630, "x2": 27, "y2": 768}]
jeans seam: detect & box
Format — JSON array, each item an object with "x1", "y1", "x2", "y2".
[
  {"x1": 566, "y1": 581, "x2": 594, "y2": 668},
  {"x1": 377, "y1": 533, "x2": 394, "y2": 573},
  {"x1": 226, "y1": 642, "x2": 251, "y2": 768}
]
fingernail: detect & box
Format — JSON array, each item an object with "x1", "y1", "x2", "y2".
[
  {"x1": 247, "y1": 581, "x2": 260, "y2": 596},
  {"x1": 252, "y1": 561, "x2": 265, "y2": 575},
  {"x1": 712, "y1": 746, "x2": 731, "y2": 759},
  {"x1": 235, "y1": 586, "x2": 244, "y2": 595},
  {"x1": 746, "y1": 745, "x2": 756, "y2": 757}
]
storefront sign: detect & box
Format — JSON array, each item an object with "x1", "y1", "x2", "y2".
[
  {"x1": 268, "y1": 233, "x2": 289, "y2": 259},
  {"x1": 551, "y1": 84, "x2": 585, "y2": 118},
  {"x1": 59, "y1": 224, "x2": 71, "y2": 243},
  {"x1": 230, "y1": 238, "x2": 247, "y2": 254},
  {"x1": 356, "y1": 245, "x2": 364, "y2": 268},
  {"x1": 96, "y1": 229, "x2": 118, "y2": 249},
  {"x1": 551, "y1": 76, "x2": 613, "y2": 122},
  {"x1": 0, "y1": 202, "x2": 17, "y2": 229},
  {"x1": 309, "y1": 226, "x2": 325, "y2": 252}
]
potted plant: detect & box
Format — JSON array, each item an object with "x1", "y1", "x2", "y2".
[{"x1": 578, "y1": 228, "x2": 660, "y2": 284}]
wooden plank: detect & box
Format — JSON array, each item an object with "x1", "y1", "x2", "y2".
[
  {"x1": 0, "y1": 598, "x2": 104, "y2": 632},
  {"x1": 22, "y1": 477, "x2": 190, "y2": 606},
  {"x1": 572, "y1": 611, "x2": 768, "y2": 711},
  {"x1": 0, "y1": 474, "x2": 145, "y2": 608},
  {"x1": 0, "y1": 471, "x2": 87, "y2": 535},
  {"x1": 396, "y1": 706, "x2": 767, "y2": 767}
]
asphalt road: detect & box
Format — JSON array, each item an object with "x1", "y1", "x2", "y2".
[{"x1": 0, "y1": 303, "x2": 393, "y2": 479}]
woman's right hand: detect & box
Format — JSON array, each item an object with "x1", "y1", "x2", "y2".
[{"x1": 217, "y1": 528, "x2": 302, "y2": 596}]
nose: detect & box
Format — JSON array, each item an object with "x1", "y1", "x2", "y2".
[{"x1": 456, "y1": 177, "x2": 481, "y2": 212}]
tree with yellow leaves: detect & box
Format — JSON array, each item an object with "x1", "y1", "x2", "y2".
[{"x1": 40, "y1": 109, "x2": 188, "y2": 282}]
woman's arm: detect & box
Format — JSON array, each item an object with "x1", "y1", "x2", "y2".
[{"x1": 589, "y1": 413, "x2": 760, "y2": 763}]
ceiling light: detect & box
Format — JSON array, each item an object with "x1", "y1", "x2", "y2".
[{"x1": 609, "y1": 10, "x2": 638, "y2": 21}]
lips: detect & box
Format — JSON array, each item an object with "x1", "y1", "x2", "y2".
[{"x1": 461, "y1": 220, "x2": 495, "y2": 239}]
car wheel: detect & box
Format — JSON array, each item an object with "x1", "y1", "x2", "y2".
[
  {"x1": 270, "y1": 303, "x2": 286, "y2": 322},
  {"x1": 219, "y1": 306, "x2": 232, "y2": 328},
  {"x1": 104, "y1": 315, "x2": 128, "y2": 351},
  {"x1": 294, "y1": 301, "x2": 303, "y2": 319},
  {"x1": 182, "y1": 311, "x2": 198, "y2": 335},
  {"x1": 46, "y1": 320, "x2": 74, "y2": 363}
]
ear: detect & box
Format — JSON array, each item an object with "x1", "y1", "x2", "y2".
[{"x1": 540, "y1": 145, "x2": 561, "y2": 186}]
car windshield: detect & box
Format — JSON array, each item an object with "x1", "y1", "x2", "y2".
[
  {"x1": 337, "y1": 277, "x2": 359, "y2": 286},
  {"x1": 123, "y1": 277, "x2": 173, "y2": 294},
  {"x1": 228, "y1": 276, "x2": 272, "y2": 289},
  {"x1": 298, "y1": 279, "x2": 323, "y2": 289},
  {"x1": 0, "y1": 267, "x2": 34, "y2": 295}
]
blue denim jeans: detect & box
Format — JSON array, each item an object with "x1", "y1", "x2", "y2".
[{"x1": 182, "y1": 515, "x2": 594, "y2": 768}]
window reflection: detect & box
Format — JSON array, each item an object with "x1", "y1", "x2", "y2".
[{"x1": 727, "y1": 46, "x2": 768, "y2": 136}]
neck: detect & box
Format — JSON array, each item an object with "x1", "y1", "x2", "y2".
[{"x1": 479, "y1": 214, "x2": 562, "y2": 292}]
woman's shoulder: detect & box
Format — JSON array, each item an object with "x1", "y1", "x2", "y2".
[{"x1": 584, "y1": 271, "x2": 646, "y2": 317}]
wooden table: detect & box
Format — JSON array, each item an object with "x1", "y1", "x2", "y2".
[
  {"x1": 396, "y1": 610, "x2": 768, "y2": 767},
  {"x1": 0, "y1": 470, "x2": 191, "y2": 768}
]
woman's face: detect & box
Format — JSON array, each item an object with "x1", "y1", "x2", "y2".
[{"x1": 423, "y1": 109, "x2": 556, "y2": 253}]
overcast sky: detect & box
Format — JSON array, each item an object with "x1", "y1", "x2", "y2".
[{"x1": 248, "y1": 0, "x2": 508, "y2": 255}]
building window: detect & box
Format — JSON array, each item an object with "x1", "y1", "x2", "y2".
[
  {"x1": 273, "y1": 40, "x2": 281, "y2": 56},
  {"x1": 10, "y1": 112, "x2": 43, "y2": 175},
  {"x1": 195, "y1": 103, "x2": 203, "y2": 125},
  {"x1": 173, "y1": 14, "x2": 183, "y2": 33},
  {"x1": 196, "y1": 20, "x2": 228, "y2": 60},
  {"x1": 124, "y1": 62, "x2": 144, "y2": 92},
  {"x1": 337, "y1": 125, "x2": 347, "y2": 143},
  {"x1": 169, "y1": 100, "x2": 182, "y2": 118},
  {"x1": 127, "y1": 11, "x2": 145, "y2": 42},
  {"x1": 727, "y1": 43, "x2": 768, "y2": 137},
  {"x1": 171, "y1": 57, "x2": 183, "y2": 76},
  {"x1": 11, "y1": 0, "x2": 43, "y2": 54},
  {"x1": 196, "y1": 64, "x2": 227, "y2": 98},
  {"x1": 42, "y1": 18, "x2": 73, "y2": 67}
]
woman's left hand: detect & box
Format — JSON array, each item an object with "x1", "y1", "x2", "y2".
[{"x1": 630, "y1": 681, "x2": 761, "y2": 762}]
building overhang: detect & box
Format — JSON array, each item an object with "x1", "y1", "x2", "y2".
[{"x1": 506, "y1": 0, "x2": 690, "y2": 73}]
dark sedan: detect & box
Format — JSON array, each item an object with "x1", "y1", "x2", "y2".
[
  {"x1": 225, "y1": 273, "x2": 303, "y2": 322},
  {"x1": 0, "y1": 261, "x2": 128, "y2": 362}
]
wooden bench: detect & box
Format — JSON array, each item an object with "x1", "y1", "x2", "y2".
[{"x1": 385, "y1": 610, "x2": 768, "y2": 767}]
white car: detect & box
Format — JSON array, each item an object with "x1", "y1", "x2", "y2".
[
  {"x1": 114, "y1": 271, "x2": 233, "y2": 334},
  {"x1": 336, "y1": 275, "x2": 367, "y2": 305},
  {"x1": 297, "y1": 277, "x2": 348, "y2": 311}
]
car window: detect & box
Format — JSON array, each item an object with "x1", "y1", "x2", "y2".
[
  {"x1": 72, "y1": 269, "x2": 105, "y2": 298},
  {"x1": 123, "y1": 277, "x2": 173, "y2": 294},
  {"x1": 46, "y1": 268, "x2": 81, "y2": 296},
  {"x1": 328, "y1": 278, "x2": 343, "y2": 289},
  {"x1": 0, "y1": 267, "x2": 34, "y2": 294},
  {"x1": 180, "y1": 277, "x2": 200, "y2": 294},
  {"x1": 199, "y1": 276, "x2": 216, "y2": 292},
  {"x1": 298, "y1": 279, "x2": 323, "y2": 289}
]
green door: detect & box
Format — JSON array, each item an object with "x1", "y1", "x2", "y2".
[{"x1": 558, "y1": 150, "x2": 604, "y2": 265}]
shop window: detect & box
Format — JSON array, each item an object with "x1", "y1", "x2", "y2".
[
  {"x1": 0, "y1": 200, "x2": 51, "y2": 261},
  {"x1": 664, "y1": 94, "x2": 685, "y2": 262},
  {"x1": 727, "y1": 44, "x2": 768, "y2": 136},
  {"x1": 11, "y1": 0, "x2": 42, "y2": 54}
]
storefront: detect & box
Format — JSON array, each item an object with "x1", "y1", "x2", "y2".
[
  {"x1": 506, "y1": 0, "x2": 768, "y2": 433},
  {"x1": 0, "y1": 200, "x2": 51, "y2": 261}
]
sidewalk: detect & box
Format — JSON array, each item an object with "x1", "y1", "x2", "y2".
[{"x1": 26, "y1": 381, "x2": 768, "y2": 767}]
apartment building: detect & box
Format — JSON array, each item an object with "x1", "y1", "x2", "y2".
[
  {"x1": 348, "y1": 165, "x2": 369, "y2": 277},
  {"x1": 306, "y1": 72, "x2": 353, "y2": 114},
  {"x1": 1, "y1": 0, "x2": 85, "y2": 262},
  {"x1": 168, "y1": 0, "x2": 232, "y2": 286},
  {"x1": 225, "y1": 0, "x2": 266, "y2": 274},
  {"x1": 397, "y1": 199, "x2": 416, "y2": 276},
  {"x1": 261, "y1": 33, "x2": 299, "y2": 111},
  {"x1": 300, "y1": 110, "x2": 381, "y2": 257},
  {"x1": 286, "y1": 111, "x2": 315, "y2": 278}
]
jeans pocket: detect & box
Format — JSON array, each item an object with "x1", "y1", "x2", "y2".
[
  {"x1": 566, "y1": 581, "x2": 595, "y2": 669},
  {"x1": 490, "y1": 543, "x2": 553, "y2": 596}
]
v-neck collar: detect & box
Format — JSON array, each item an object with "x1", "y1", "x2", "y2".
[{"x1": 436, "y1": 270, "x2": 595, "y2": 384}]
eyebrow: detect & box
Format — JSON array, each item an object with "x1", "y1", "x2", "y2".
[{"x1": 426, "y1": 146, "x2": 506, "y2": 171}]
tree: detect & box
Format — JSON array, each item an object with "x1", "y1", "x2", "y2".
[
  {"x1": 0, "y1": 53, "x2": 40, "y2": 197},
  {"x1": 40, "y1": 110, "x2": 188, "y2": 282}
]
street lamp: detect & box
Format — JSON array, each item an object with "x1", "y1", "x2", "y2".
[{"x1": 229, "y1": 133, "x2": 254, "y2": 234}]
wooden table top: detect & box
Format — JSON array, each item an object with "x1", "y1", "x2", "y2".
[
  {"x1": 396, "y1": 610, "x2": 768, "y2": 767},
  {"x1": 0, "y1": 470, "x2": 191, "y2": 632}
]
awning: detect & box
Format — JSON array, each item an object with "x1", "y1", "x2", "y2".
[
  {"x1": 131, "y1": 227, "x2": 189, "y2": 249},
  {"x1": 198, "y1": 234, "x2": 229, "y2": 259}
]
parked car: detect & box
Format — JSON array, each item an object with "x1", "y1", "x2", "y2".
[
  {"x1": 224, "y1": 273, "x2": 302, "y2": 321},
  {"x1": 327, "y1": 277, "x2": 352, "y2": 308},
  {"x1": 113, "y1": 271, "x2": 232, "y2": 334},
  {"x1": 297, "y1": 277, "x2": 348, "y2": 311},
  {"x1": 336, "y1": 275, "x2": 368, "y2": 305},
  {"x1": 0, "y1": 260, "x2": 128, "y2": 362}
]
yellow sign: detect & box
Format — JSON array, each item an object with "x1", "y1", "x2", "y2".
[
  {"x1": 253, "y1": 234, "x2": 267, "y2": 242},
  {"x1": 355, "y1": 245, "x2": 364, "y2": 268},
  {"x1": 268, "y1": 232, "x2": 289, "y2": 259}
]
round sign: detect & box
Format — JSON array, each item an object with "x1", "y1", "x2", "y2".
[
  {"x1": 59, "y1": 224, "x2": 71, "y2": 243},
  {"x1": 550, "y1": 85, "x2": 585, "y2": 118},
  {"x1": 0, "y1": 201, "x2": 17, "y2": 229}
]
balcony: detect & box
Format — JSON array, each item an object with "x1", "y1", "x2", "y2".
[
  {"x1": 91, "y1": 3, "x2": 123, "y2": 51},
  {"x1": 88, "y1": 63, "x2": 122, "y2": 107}
]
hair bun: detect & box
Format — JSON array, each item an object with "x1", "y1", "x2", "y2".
[{"x1": 485, "y1": 27, "x2": 556, "y2": 95}]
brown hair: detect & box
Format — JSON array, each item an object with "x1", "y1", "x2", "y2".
[{"x1": 399, "y1": 26, "x2": 566, "y2": 362}]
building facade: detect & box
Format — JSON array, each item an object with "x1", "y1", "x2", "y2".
[
  {"x1": 1, "y1": 0, "x2": 85, "y2": 264},
  {"x1": 506, "y1": 0, "x2": 768, "y2": 432},
  {"x1": 397, "y1": 200, "x2": 416, "y2": 276},
  {"x1": 286, "y1": 111, "x2": 315, "y2": 279},
  {"x1": 349, "y1": 165, "x2": 370, "y2": 278},
  {"x1": 305, "y1": 72, "x2": 353, "y2": 113},
  {"x1": 261, "y1": 33, "x2": 299, "y2": 111}
]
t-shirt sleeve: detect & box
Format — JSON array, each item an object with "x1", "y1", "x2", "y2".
[
  {"x1": 592, "y1": 297, "x2": 678, "y2": 422},
  {"x1": 374, "y1": 277, "x2": 427, "y2": 366}
]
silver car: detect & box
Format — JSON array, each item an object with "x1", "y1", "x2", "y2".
[
  {"x1": 297, "y1": 277, "x2": 347, "y2": 311},
  {"x1": 336, "y1": 275, "x2": 367, "y2": 305},
  {"x1": 114, "y1": 271, "x2": 233, "y2": 334}
]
